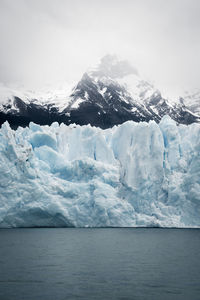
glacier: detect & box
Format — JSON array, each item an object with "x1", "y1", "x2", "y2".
[{"x1": 0, "y1": 116, "x2": 200, "y2": 228}]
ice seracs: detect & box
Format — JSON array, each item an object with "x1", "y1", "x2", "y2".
[{"x1": 0, "y1": 116, "x2": 200, "y2": 228}]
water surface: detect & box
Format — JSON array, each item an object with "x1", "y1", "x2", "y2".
[{"x1": 0, "y1": 228, "x2": 200, "y2": 300}]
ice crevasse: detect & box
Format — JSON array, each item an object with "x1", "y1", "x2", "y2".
[{"x1": 0, "y1": 115, "x2": 200, "y2": 228}]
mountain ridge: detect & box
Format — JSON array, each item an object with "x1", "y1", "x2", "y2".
[{"x1": 0, "y1": 55, "x2": 199, "y2": 128}]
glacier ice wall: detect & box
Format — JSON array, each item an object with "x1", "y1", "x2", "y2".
[{"x1": 0, "y1": 116, "x2": 200, "y2": 228}]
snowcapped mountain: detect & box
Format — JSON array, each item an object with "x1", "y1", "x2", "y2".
[{"x1": 0, "y1": 55, "x2": 199, "y2": 128}]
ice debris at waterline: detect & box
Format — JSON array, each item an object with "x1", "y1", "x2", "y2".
[{"x1": 0, "y1": 116, "x2": 200, "y2": 228}]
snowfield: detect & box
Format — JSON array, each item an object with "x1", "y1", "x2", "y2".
[{"x1": 0, "y1": 116, "x2": 200, "y2": 228}]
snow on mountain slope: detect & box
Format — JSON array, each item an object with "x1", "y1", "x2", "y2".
[
  {"x1": 182, "y1": 89, "x2": 200, "y2": 116},
  {"x1": 0, "y1": 116, "x2": 200, "y2": 228},
  {"x1": 0, "y1": 82, "x2": 74, "y2": 113}
]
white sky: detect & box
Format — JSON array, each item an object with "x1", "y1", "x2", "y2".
[{"x1": 0, "y1": 0, "x2": 200, "y2": 99}]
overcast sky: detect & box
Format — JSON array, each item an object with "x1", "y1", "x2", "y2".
[{"x1": 0, "y1": 0, "x2": 199, "y2": 98}]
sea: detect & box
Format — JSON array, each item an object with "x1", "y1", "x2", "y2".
[{"x1": 0, "y1": 228, "x2": 200, "y2": 300}]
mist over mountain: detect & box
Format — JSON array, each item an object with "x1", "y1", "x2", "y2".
[{"x1": 90, "y1": 54, "x2": 139, "y2": 78}]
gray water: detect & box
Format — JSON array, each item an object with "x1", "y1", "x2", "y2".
[{"x1": 0, "y1": 228, "x2": 200, "y2": 300}]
